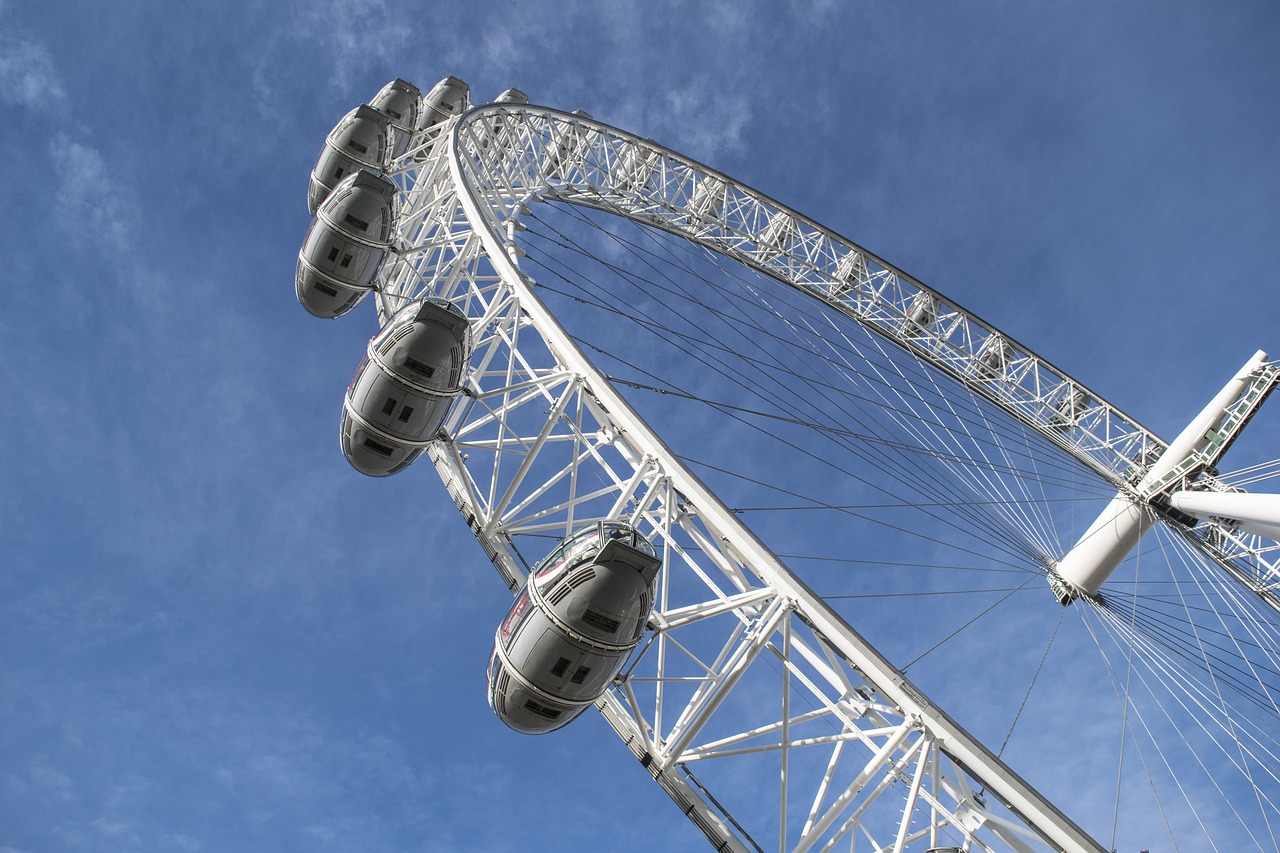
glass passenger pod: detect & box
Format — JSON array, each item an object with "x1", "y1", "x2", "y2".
[
  {"x1": 315, "y1": 169, "x2": 398, "y2": 247},
  {"x1": 528, "y1": 522, "x2": 660, "y2": 646},
  {"x1": 686, "y1": 175, "x2": 727, "y2": 226},
  {"x1": 832, "y1": 251, "x2": 869, "y2": 299},
  {"x1": 756, "y1": 211, "x2": 796, "y2": 262},
  {"x1": 370, "y1": 78, "x2": 422, "y2": 132},
  {"x1": 475, "y1": 88, "x2": 530, "y2": 155},
  {"x1": 487, "y1": 640, "x2": 592, "y2": 735},
  {"x1": 339, "y1": 298, "x2": 471, "y2": 477},
  {"x1": 1052, "y1": 385, "x2": 1091, "y2": 431},
  {"x1": 614, "y1": 141, "x2": 658, "y2": 194},
  {"x1": 294, "y1": 256, "x2": 371, "y2": 319},
  {"x1": 420, "y1": 76, "x2": 470, "y2": 128},
  {"x1": 408, "y1": 76, "x2": 470, "y2": 163},
  {"x1": 295, "y1": 171, "x2": 398, "y2": 319},
  {"x1": 494, "y1": 87, "x2": 529, "y2": 105},
  {"x1": 369, "y1": 78, "x2": 421, "y2": 159},
  {"x1": 487, "y1": 524, "x2": 660, "y2": 734},
  {"x1": 972, "y1": 334, "x2": 1013, "y2": 381},
  {"x1": 368, "y1": 297, "x2": 470, "y2": 396},
  {"x1": 307, "y1": 105, "x2": 392, "y2": 215},
  {"x1": 903, "y1": 292, "x2": 939, "y2": 338},
  {"x1": 543, "y1": 110, "x2": 593, "y2": 179}
]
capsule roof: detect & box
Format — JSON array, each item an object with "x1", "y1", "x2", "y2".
[
  {"x1": 370, "y1": 78, "x2": 421, "y2": 132},
  {"x1": 419, "y1": 75, "x2": 470, "y2": 126},
  {"x1": 307, "y1": 105, "x2": 392, "y2": 214},
  {"x1": 494, "y1": 87, "x2": 529, "y2": 105},
  {"x1": 328, "y1": 105, "x2": 391, "y2": 165},
  {"x1": 316, "y1": 169, "x2": 398, "y2": 246},
  {"x1": 370, "y1": 297, "x2": 470, "y2": 394}
]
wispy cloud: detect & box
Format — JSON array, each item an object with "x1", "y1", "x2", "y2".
[
  {"x1": 249, "y1": 0, "x2": 415, "y2": 113},
  {"x1": 1, "y1": 14, "x2": 133, "y2": 261},
  {"x1": 0, "y1": 31, "x2": 66, "y2": 111},
  {"x1": 296, "y1": 0, "x2": 412, "y2": 87},
  {"x1": 48, "y1": 134, "x2": 137, "y2": 254}
]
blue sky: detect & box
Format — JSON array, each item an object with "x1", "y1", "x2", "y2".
[{"x1": 2, "y1": 1, "x2": 1278, "y2": 851}]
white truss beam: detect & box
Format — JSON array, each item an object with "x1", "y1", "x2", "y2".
[{"x1": 366, "y1": 103, "x2": 1280, "y2": 851}]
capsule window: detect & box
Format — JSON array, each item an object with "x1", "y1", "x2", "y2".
[
  {"x1": 327, "y1": 247, "x2": 340, "y2": 262},
  {"x1": 381, "y1": 397, "x2": 397, "y2": 416},
  {"x1": 405, "y1": 357, "x2": 435, "y2": 378},
  {"x1": 397, "y1": 405, "x2": 414, "y2": 423},
  {"x1": 344, "y1": 214, "x2": 370, "y2": 232},
  {"x1": 362, "y1": 437, "x2": 394, "y2": 457},
  {"x1": 582, "y1": 610, "x2": 620, "y2": 634},
  {"x1": 340, "y1": 253, "x2": 353, "y2": 268},
  {"x1": 314, "y1": 282, "x2": 338, "y2": 297},
  {"x1": 550, "y1": 657, "x2": 570, "y2": 677},
  {"x1": 346, "y1": 140, "x2": 369, "y2": 155},
  {"x1": 332, "y1": 166, "x2": 345, "y2": 179},
  {"x1": 570, "y1": 666, "x2": 591, "y2": 685},
  {"x1": 523, "y1": 700, "x2": 562, "y2": 720}
]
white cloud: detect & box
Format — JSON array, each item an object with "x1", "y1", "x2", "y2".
[
  {"x1": 250, "y1": 0, "x2": 415, "y2": 112},
  {"x1": 665, "y1": 87, "x2": 751, "y2": 162},
  {"x1": 48, "y1": 134, "x2": 137, "y2": 254},
  {"x1": 301, "y1": 0, "x2": 412, "y2": 86},
  {"x1": 479, "y1": 27, "x2": 522, "y2": 80},
  {"x1": 27, "y1": 756, "x2": 74, "y2": 802},
  {"x1": 605, "y1": 83, "x2": 752, "y2": 166},
  {"x1": 0, "y1": 32, "x2": 66, "y2": 111}
]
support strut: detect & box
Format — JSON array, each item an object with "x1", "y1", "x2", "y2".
[{"x1": 1050, "y1": 351, "x2": 1274, "y2": 603}]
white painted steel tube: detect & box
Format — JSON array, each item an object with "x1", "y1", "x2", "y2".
[
  {"x1": 1053, "y1": 495, "x2": 1153, "y2": 597},
  {"x1": 1136, "y1": 351, "x2": 1267, "y2": 491},
  {"x1": 1170, "y1": 491, "x2": 1280, "y2": 541},
  {"x1": 1055, "y1": 351, "x2": 1268, "y2": 597}
]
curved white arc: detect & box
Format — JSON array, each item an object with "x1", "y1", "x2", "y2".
[
  {"x1": 445, "y1": 107, "x2": 1105, "y2": 853},
  {"x1": 390, "y1": 104, "x2": 1171, "y2": 493},
  {"x1": 445, "y1": 104, "x2": 1280, "y2": 617},
  {"x1": 512, "y1": 107, "x2": 1166, "y2": 487}
]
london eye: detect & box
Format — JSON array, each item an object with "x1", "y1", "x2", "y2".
[{"x1": 296, "y1": 77, "x2": 1280, "y2": 852}]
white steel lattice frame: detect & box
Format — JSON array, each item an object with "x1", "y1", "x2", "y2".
[{"x1": 370, "y1": 104, "x2": 1274, "y2": 851}]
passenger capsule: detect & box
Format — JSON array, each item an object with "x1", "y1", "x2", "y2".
[
  {"x1": 494, "y1": 87, "x2": 529, "y2": 105},
  {"x1": 307, "y1": 105, "x2": 392, "y2": 215},
  {"x1": 478, "y1": 88, "x2": 530, "y2": 155},
  {"x1": 544, "y1": 110, "x2": 592, "y2": 178},
  {"x1": 340, "y1": 298, "x2": 470, "y2": 476},
  {"x1": 370, "y1": 78, "x2": 421, "y2": 159},
  {"x1": 410, "y1": 76, "x2": 470, "y2": 161},
  {"x1": 296, "y1": 170, "x2": 398, "y2": 319},
  {"x1": 487, "y1": 523, "x2": 661, "y2": 734},
  {"x1": 685, "y1": 174, "x2": 726, "y2": 225}
]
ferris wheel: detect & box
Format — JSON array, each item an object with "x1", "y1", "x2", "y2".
[{"x1": 295, "y1": 77, "x2": 1280, "y2": 852}]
